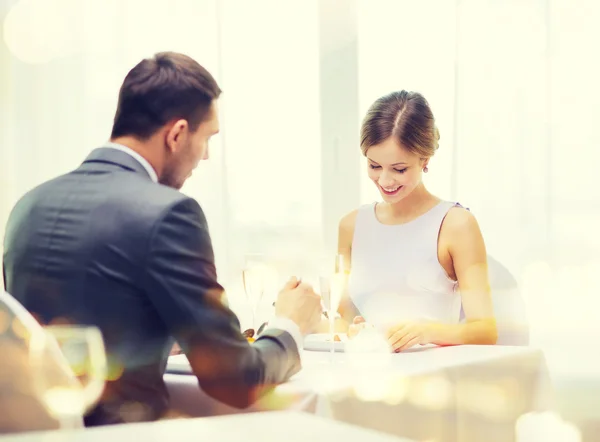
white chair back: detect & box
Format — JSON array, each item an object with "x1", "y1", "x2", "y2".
[
  {"x1": 0, "y1": 292, "x2": 83, "y2": 432},
  {"x1": 460, "y1": 256, "x2": 529, "y2": 346}
]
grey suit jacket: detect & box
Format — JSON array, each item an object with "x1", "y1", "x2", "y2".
[{"x1": 3, "y1": 148, "x2": 301, "y2": 426}]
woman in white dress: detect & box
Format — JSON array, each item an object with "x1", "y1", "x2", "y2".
[{"x1": 338, "y1": 90, "x2": 497, "y2": 351}]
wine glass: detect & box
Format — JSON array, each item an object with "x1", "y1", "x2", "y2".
[
  {"x1": 242, "y1": 253, "x2": 268, "y2": 333},
  {"x1": 320, "y1": 254, "x2": 347, "y2": 358},
  {"x1": 32, "y1": 325, "x2": 107, "y2": 428},
  {"x1": 321, "y1": 254, "x2": 347, "y2": 313}
]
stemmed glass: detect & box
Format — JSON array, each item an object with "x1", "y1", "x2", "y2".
[
  {"x1": 320, "y1": 254, "x2": 346, "y2": 358},
  {"x1": 31, "y1": 325, "x2": 107, "y2": 428},
  {"x1": 242, "y1": 253, "x2": 268, "y2": 334}
]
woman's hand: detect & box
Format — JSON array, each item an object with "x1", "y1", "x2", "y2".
[
  {"x1": 386, "y1": 321, "x2": 432, "y2": 352},
  {"x1": 347, "y1": 316, "x2": 366, "y2": 339}
]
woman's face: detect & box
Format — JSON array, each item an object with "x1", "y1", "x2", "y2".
[{"x1": 366, "y1": 137, "x2": 428, "y2": 203}]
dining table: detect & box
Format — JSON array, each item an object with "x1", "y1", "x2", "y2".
[
  {"x1": 0, "y1": 411, "x2": 414, "y2": 442},
  {"x1": 165, "y1": 344, "x2": 553, "y2": 442}
]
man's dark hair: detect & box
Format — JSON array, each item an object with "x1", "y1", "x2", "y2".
[{"x1": 111, "y1": 52, "x2": 222, "y2": 140}]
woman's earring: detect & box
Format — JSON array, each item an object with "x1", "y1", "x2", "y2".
[{"x1": 423, "y1": 166, "x2": 429, "y2": 173}]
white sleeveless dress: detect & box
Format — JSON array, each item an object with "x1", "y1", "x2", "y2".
[{"x1": 347, "y1": 201, "x2": 462, "y2": 330}]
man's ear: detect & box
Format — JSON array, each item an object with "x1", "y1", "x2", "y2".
[{"x1": 165, "y1": 119, "x2": 189, "y2": 153}]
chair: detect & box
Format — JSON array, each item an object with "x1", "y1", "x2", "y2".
[
  {"x1": 0, "y1": 292, "x2": 82, "y2": 432},
  {"x1": 460, "y1": 255, "x2": 530, "y2": 346}
]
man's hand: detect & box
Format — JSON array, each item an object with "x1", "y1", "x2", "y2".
[
  {"x1": 386, "y1": 321, "x2": 432, "y2": 352},
  {"x1": 169, "y1": 342, "x2": 183, "y2": 355},
  {"x1": 275, "y1": 277, "x2": 322, "y2": 335},
  {"x1": 347, "y1": 316, "x2": 366, "y2": 339}
]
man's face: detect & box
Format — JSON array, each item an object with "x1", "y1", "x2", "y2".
[{"x1": 160, "y1": 101, "x2": 220, "y2": 189}]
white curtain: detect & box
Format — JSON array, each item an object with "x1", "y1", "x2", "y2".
[{"x1": 1, "y1": 0, "x2": 599, "y2": 365}]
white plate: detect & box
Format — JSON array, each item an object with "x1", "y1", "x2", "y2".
[{"x1": 303, "y1": 333, "x2": 347, "y2": 352}]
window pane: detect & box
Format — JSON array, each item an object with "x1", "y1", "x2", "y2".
[
  {"x1": 357, "y1": 0, "x2": 457, "y2": 204},
  {"x1": 219, "y1": 0, "x2": 321, "y2": 317}
]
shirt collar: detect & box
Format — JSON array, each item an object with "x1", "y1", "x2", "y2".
[{"x1": 103, "y1": 142, "x2": 158, "y2": 183}]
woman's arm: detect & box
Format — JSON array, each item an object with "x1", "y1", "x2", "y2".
[
  {"x1": 314, "y1": 210, "x2": 359, "y2": 333},
  {"x1": 387, "y1": 207, "x2": 497, "y2": 351},
  {"x1": 336, "y1": 210, "x2": 360, "y2": 326},
  {"x1": 428, "y1": 207, "x2": 498, "y2": 345}
]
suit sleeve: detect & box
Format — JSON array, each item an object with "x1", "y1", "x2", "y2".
[{"x1": 143, "y1": 198, "x2": 300, "y2": 408}]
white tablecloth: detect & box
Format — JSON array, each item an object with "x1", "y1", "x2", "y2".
[
  {"x1": 0, "y1": 411, "x2": 412, "y2": 442},
  {"x1": 165, "y1": 345, "x2": 553, "y2": 442}
]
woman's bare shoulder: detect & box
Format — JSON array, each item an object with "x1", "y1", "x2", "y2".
[
  {"x1": 442, "y1": 205, "x2": 480, "y2": 235},
  {"x1": 338, "y1": 209, "x2": 359, "y2": 250},
  {"x1": 339, "y1": 209, "x2": 359, "y2": 233}
]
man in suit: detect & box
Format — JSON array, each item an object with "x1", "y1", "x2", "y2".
[{"x1": 3, "y1": 52, "x2": 322, "y2": 426}]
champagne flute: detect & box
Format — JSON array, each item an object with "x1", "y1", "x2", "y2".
[
  {"x1": 32, "y1": 325, "x2": 107, "y2": 428},
  {"x1": 321, "y1": 254, "x2": 346, "y2": 359},
  {"x1": 242, "y1": 253, "x2": 267, "y2": 333}
]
